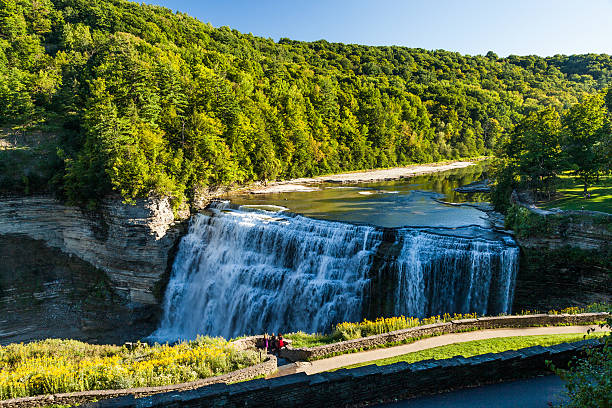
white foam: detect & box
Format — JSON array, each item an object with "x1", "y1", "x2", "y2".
[
  {"x1": 241, "y1": 204, "x2": 290, "y2": 212},
  {"x1": 151, "y1": 208, "x2": 518, "y2": 341}
]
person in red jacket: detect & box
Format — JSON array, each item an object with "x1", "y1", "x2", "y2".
[{"x1": 278, "y1": 333, "x2": 285, "y2": 349}]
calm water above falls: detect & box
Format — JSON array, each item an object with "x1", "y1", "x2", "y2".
[
  {"x1": 227, "y1": 165, "x2": 491, "y2": 228},
  {"x1": 152, "y1": 166, "x2": 519, "y2": 341}
]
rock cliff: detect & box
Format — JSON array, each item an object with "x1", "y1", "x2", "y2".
[
  {"x1": 511, "y1": 207, "x2": 611, "y2": 311},
  {"x1": 0, "y1": 196, "x2": 188, "y2": 345}
]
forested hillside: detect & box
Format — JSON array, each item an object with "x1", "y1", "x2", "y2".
[{"x1": 1, "y1": 0, "x2": 611, "y2": 208}]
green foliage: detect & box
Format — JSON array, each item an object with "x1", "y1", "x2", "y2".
[
  {"x1": 492, "y1": 92, "x2": 611, "y2": 210},
  {"x1": 517, "y1": 304, "x2": 612, "y2": 316},
  {"x1": 490, "y1": 108, "x2": 565, "y2": 209},
  {"x1": 505, "y1": 205, "x2": 551, "y2": 238},
  {"x1": 584, "y1": 303, "x2": 612, "y2": 313},
  {"x1": 0, "y1": 337, "x2": 262, "y2": 399},
  {"x1": 334, "y1": 313, "x2": 479, "y2": 340},
  {"x1": 541, "y1": 175, "x2": 612, "y2": 213},
  {"x1": 552, "y1": 320, "x2": 611, "y2": 408},
  {"x1": 283, "y1": 331, "x2": 342, "y2": 348},
  {"x1": 286, "y1": 308, "x2": 609, "y2": 349},
  {"x1": 564, "y1": 94, "x2": 610, "y2": 194},
  {"x1": 1, "y1": 0, "x2": 611, "y2": 207}
]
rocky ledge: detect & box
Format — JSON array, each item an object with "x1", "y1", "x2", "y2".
[
  {"x1": 509, "y1": 197, "x2": 611, "y2": 311},
  {"x1": 454, "y1": 178, "x2": 491, "y2": 193},
  {"x1": 0, "y1": 196, "x2": 189, "y2": 344}
]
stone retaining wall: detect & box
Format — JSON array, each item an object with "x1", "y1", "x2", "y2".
[
  {"x1": 0, "y1": 356, "x2": 277, "y2": 408},
  {"x1": 80, "y1": 338, "x2": 603, "y2": 408},
  {"x1": 280, "y1": 312, "x2": 608, "y2": 361}
]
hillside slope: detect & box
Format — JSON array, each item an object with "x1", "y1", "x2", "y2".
[{"x1": 1, "y1": 0, "x2": 611, "y2": 207}]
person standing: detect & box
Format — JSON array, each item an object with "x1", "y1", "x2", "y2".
[
  {"x1": 278, "y1": 333, "x2": 284, "y2": 349},
  {"x1": 270, "y1": 334, "x2": 277, "y2": 352}
]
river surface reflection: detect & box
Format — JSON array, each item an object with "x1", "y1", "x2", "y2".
[{"x1": 227, "y1": 164, "x2": 491, "y2": 228}]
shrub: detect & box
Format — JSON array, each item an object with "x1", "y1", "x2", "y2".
[
  {"x1": 333, "y1": 313, "x2": 479, "y2": 339},
  {"x1": 0, "y1": 337, "x2": 261, "y2": 399},
  {"x1": 505, "y1": 205, "x2": 551, "y2": 238},
  {"x1": 552, "y1": 318, "x2": 611, "y2": 408}
]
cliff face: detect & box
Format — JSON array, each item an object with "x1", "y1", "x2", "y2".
[
  {"x1": 512, "y1": 209, "x2": 611, "y2": 311},
  {"x1": 516, "y1": 212, "x2": 611, "y2": 251},
  {"x1": 0, "y1": 196, "x2": 188, "y2": 345}
]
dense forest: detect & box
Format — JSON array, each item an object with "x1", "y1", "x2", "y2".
[
  {"x1": 491, "y1": 89, "x2": 611, "y2": 210},
  {"x1": 1, "y1": 0, "x2": 612, "y2": 209}
]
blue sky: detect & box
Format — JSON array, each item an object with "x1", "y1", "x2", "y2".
[{"x1": 147, "y1": 0, "x2": 612, "y2": 57}]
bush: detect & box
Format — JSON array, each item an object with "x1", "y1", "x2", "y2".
[
  {"x1": 333, "y1": 313, "x2": 478, "y2": 339},
  {"x1": 505, "y1": 205, "x2": 551, "y2": 238},
  {"x1": 553, "y1": 318, "x2": 611, "y2": 408},
  {"x1": 0, "y1": 337, "x2": 261, "y2": 399}
]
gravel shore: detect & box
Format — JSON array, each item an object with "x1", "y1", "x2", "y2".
[{"x1": 250, "y1": 161, "x2": 476, "y2": 194}]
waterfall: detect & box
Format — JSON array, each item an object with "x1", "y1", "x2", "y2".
[
  {"x1": 388, "y1": 230, "x2": 519, "y2": 318},
  {"x1": 152, "y1": 203, "x2": 518, "y2": 341},
  {"x1": 153, "y1": 203, "x2": 382, "y2": 341}
]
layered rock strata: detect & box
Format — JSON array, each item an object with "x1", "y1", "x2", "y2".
[
  {"x1": 511, "y1": 206, "x2": 611, "y2": 311},
  {"x1": 0, "y1": 196, "x2": 188, "y2": 344}
]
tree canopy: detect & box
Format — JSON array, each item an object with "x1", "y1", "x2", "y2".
[
  {"x1": 1, "y1": 0, "x2": 611, "y2": 209},
  {"x1": 491, "y1": 89, "x2": 611, "y2": 210}
]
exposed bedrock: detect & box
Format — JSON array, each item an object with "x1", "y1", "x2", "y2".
[
  {"x1": 0, "y1": 196, "x2": 188, "y2": 345},
  {"x1": 512, "y1": 210, "x2": 611, "y2": 312}
]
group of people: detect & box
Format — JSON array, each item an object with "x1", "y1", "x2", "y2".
[{"x1": 262, "y1": 333, "x2": 286, "y2": 353}]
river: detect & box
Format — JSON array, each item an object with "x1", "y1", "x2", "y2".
[{"x1": 151, "y1": 163, "x2": 519, "y2": 341}]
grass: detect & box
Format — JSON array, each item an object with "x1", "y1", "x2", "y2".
[
  {"x1": 540, "y1": 175, "x2": 612, "y2": 213},
  {"x1": 285, "y1": 313, "x2": 478, "y2": 348},
  {"x1": 0, "y1": 337, "x2": 262, "y2": 400},
  {"x1": 285, "y1": 304, "x2": 611, "y2": 349},
  {"x1": 338, "y1": 333, "x2": 608, "y2": 370}
]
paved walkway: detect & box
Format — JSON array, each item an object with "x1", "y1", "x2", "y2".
[{"x1": 269, "y1": 325, "x2": 608, "y2": 378}]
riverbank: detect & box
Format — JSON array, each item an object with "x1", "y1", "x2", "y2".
[{"x1": 233, "y1": 160, "x2": 480, "y2": 195}]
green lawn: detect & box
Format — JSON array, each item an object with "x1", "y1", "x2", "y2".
[
  {"x1": 338, "y1": 333, "x2": 607, "y2": 370},
  {"x1": 540, "y1": 175, "x2": 612, "y2": 213}
]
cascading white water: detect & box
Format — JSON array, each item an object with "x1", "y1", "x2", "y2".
[
  {"x1": 389, "y1": 230, "x2": 519, "y2": 318},
  {"x1": 153, "y1": 203, "x2": 382, "y2": 341},
  {"x1": 152, "y1": 203, "x2": 519, "y2": 342}
]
